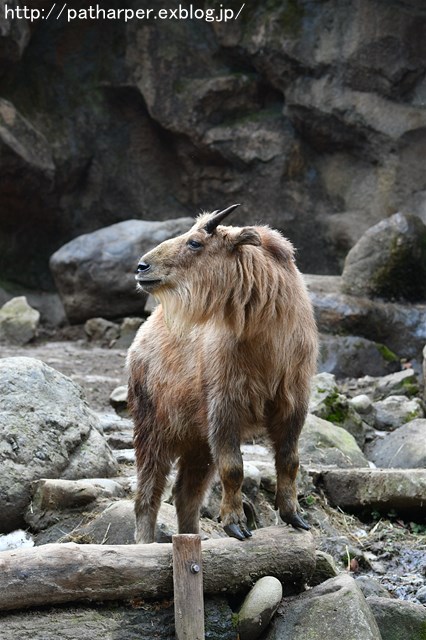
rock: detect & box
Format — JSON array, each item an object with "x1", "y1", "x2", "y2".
[
  {"x1": 204, "y1": 597, "x2": 236, "y2": 640},
  {"x1": 0, "y1": 0, "x2": 30, "y2": 62},
  {"x1": 349, "y1": 369, "x2": 420, "y2": 401},
  {"x1": 95, "y1": 412, "x2": 133, "y2": 433},
  {"x1": 237, "y1": 576, "x2": 283, "y2": 640},
  {"x1": 50, "y1": 217, "x2": 193, "y2": 323},
  {"x1": 309, "y1": 551, "x2": 339, "y2": 587},
  {"x1": 113, "y1": 449, "x2": 135, "y2": 464},
  {"x1": 109, "y1": 385, "x2": 129, "y2": 414},
  {"x1": 0, "y1": 99, "x2": 56, "y2": 289},
  {"x1": 355, "y1": 576, "x2": 392, "y2": 600},
  {"x1": 265, "y1": 573, "x2": 382, "y2": 640},
  {"x1": 300, "y1": 414, "x2": 369, "y2": 468},
  {"x1": 0, "y1": 597, "x2": 235, "y2": 640},
  {"x1": 367, "y1": 419, "x2": 426, "y2": 468},
  {"x1": 106, "y1": 430, "x2": 133, "y2": 451},
  {"x1": 316, "y1": 468, "x2": 426, "y2": 519},
  {"x1": 372, "y1": 395, "x2": 424, "y2": 431},
  {"x1": 349, "y1": 395, "x2": 376, "y2": 426},
  {"x1": 0, "y1": 296, "x2": 40, "y2": 344},
  {"x1": 51, "y1": 498, "x2": 224, "y2": 546},
  {"x1": 114, "y1": 317, "x2": 144, "y2": 349},
  {"x1": 0, "y1": 289, "x2": 67, "y2": 328},
  {"x1": 4, "y1": 0, "x2": 426, "y2": 289},
  {"x1": 416, "y1": 585, "x2": 426, "y2": 604},
  {"x1": 423, "y1": 345, "x2": 426, "y2": 400},
  {"x1": 342, "y1": 213, "x2": 426, "y2": 302},
  {"x1": 0, "y1": 602, "x2": 176, "y2": 640},
  {"x1": 84, "y1": 317, "x2": 120, "y2": 346},
  {"x1": 309, "y1": 373, "x2": 367, "y2": 446},
  {"x1": 25, "y1": 478, "x2": 126, "y2": 531},
  {"x1": 367, "y1": 596, "x2": 426, "y2": 640},
  {"x1": 242, "y1": 462, "x2": 262, "y2": 501},
  {"x1": 318, "y1": 334, "x2": 400, "y2": 378},
  {"x1": 305, "y1": 274, "x2": 426, "y2": 360},
  {"x1": 0, "y1": 357, "x2": 118, "y2": 532},
  {"x1": 61, "y1": 499, "x2": 137, "y2": 545}
]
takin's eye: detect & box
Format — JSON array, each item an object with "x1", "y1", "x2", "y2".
[{"x1": 187, "y1": 239, "x2": 204, "y2": 251}]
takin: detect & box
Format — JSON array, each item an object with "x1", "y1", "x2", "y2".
[{"x1": 127, "y1": 204, "x2": 318, "y2": 543}]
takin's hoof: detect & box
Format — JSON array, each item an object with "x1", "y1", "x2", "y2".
[
  {"x1": 223, "y1": 523, "x2": 252, "y2": 541},
  {"x1": 283, "y1": 512, "x2": 311, "y2": 531}
]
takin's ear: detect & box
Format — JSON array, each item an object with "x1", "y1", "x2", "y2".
[{"x1": 232, "y1": 227, "x2": 262, "y2": 248}]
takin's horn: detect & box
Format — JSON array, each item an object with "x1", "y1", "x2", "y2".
[{"x1": 203, "y1": 203, "x2": 241, "y2": 234}]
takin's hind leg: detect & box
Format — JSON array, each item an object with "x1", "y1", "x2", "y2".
[
  {"x1": 268, "y1": 405, "x2": 310, "y2": 531},
  {"x1": 172, "y1": 445, "x2": 216, "y2": 535}
]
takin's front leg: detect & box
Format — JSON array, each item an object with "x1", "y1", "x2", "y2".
[
  {"x1": 208, "y1": 407, "x2": 252, "y2": 541},
  {"x1": 134, "y1": 451, "x2": 171, "y2": 544},
  {"x1": 172, "y1": 443, "x2": 216, "y2": 535},
  {"x1": 130, "y1": 382, "x2": 171, "y2": 544},
  {"x1": 268, "y1": 405, "x2": 310, "y2": 531}
]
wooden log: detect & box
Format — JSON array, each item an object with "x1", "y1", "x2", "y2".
[
  {"x1": 173, "y1": 534, "x2": 205, "y2": 640},
  {"x1": 0, "y1": 526, "x2": 315, "y2": 612}
]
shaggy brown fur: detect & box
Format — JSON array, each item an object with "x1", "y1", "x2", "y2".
[{"x1": 127, "y1": 207, "x2": 318, "y2": 543}]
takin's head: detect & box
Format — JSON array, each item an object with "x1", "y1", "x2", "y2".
[{"x1": 135, "y1": 204, "x2": 299, "y2": 335}]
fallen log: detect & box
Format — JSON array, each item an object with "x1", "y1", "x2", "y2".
[{"x1": 0, "y1": 526, "x2": 315, "y2": 611}]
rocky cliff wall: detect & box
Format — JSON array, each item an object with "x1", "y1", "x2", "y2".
[{"x1": 1, "y1": 0, "x2": 426, "y2": 288}]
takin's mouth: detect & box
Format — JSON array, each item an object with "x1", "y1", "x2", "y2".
[{"x1": 136, "y1": 278, "x2": 163, "y2": 293}]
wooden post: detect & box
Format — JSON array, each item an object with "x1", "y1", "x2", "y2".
[{"x1": 172, "y1": 534, "x2": 205, "y2": 640}]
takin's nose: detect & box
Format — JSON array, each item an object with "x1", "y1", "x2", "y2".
[{"x1": 136, "y1": 261, "x2": 151, "y2": 275}]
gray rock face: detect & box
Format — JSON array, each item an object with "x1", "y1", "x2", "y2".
[
  {"x1": 0, "y1": 357, "x2": 118, "y2": 532},
  {"x1": 342, "y1": 213, "x2": 426, "y2": 301},
  {"x1": 367, "y1": 596, "x2": 426, "y2": 640},
  {"x1": 3, "y1": 1, "x2": 426, "y2": 287},
  {"x1": 0, "y1": 296, "x2": 40, "y2": 344},
  {"x1": 265, "y1": 574, "x2": 382, "y2": 640},
  {"x1": 50, "y1": 217, "x2": 193, "y2": 323},
  {"x1": 368, "y1": 419, "x2": 426, "y2": 468},
  {"x1": 0, "y1": 0, "x2": 30, "y2": 62}
]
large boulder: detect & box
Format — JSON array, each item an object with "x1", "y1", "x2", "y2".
[
  {"x1": 367, "y1": 419, "x2": 426, "y2": 468},
  {"x1": 342, "y1": 213, "x2": 426, "y2": 301},
  {"x1": 0, "y1": 357, "x2": 118, "y2": 532},
  {"x1": 367, "y1": 596, "x2": 426, "y2": 640},
  {"x1": 265, "y1": 574, "x2": 382, "y2": 640},
  {"x1": 306, "y1": 274, "x2": 426, "y2": 360},
  {"x1": 50, "y1": 217, "x2": 193, "y2": 323}
]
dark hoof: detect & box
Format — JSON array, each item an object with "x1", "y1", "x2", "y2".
[
  {"x1": 224, "y1": 523, "x2": 252, "y2": 541},
  {"x1": 286, "y1": 513, "x2": 310, "y2": 531}
]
